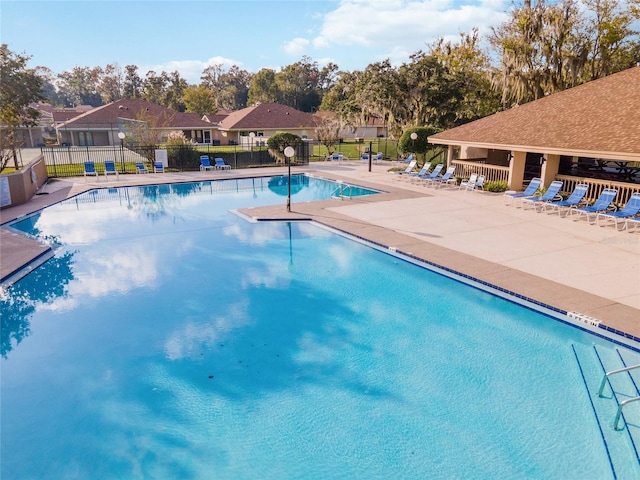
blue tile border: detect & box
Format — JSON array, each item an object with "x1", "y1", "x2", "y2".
[{"x1": 311, "y1": 222, "x2": 640, "y2": 353}]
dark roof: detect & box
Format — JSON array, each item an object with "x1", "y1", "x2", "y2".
[
  {"x1": 59, "y1": 99, "x2": 212, "y2": 129},
  {"x1": 428, "y1": 66, "x2": 640, "y2": 161},
  {"x1": 217, "y1": 103, "x2": 317, "y2": 130}
]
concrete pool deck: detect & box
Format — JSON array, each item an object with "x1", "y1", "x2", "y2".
[{"x1": 1, "y1": 161, "x2": 639, "y2": 338}]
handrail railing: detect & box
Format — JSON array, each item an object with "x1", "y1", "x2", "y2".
[
  {"x1": 555, "y1": 174, "x2": 640, "y2": 206},
  {"x1": 614, "y1": 396, "x2": 640, "y2": 430},
  {"x1": 597, "y1": 364, "x2": 640, "y2": 397},
  {"x1": 451, "y1": 160, "x2": 509, "y2": 183}
]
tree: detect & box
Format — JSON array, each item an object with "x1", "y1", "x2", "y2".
[
  {"x1": 56, "y1": 66, "x2": 103, "y2": 106},
  {"x1": 96, "y1": 63, "x2": 123, "y2": 103},
  {"x1": 267, "y1": 132, "x2": 302, "y2": 164},
  {"x1": 0, "y1": 44, "x2": 44, "y2": 170},
  {"x1": 141, "y1": 70, "x2": 168, "y2": 105},
  {"x1": 398, "y1": 126, "x2": 441, "y2": 165},
  {"x1": 314, "y1": 115, "x2": 342, "y2": 156},
  {"x1": 217, "y1": 65, "x2": 251, "y2": 110},
  {"x1": 248, "y1": 68, "x2": 278, "y2": 105},
  {"x1": 162, "y1": 70, "x2": 187, "y2": 111},
  {"x1": 123, "y1": 64, "x2": 142, "y2": 99},
  {"x1": 183, "y1": 85, "x2": 217, "y2": 114},
  {"x1": 275, "y1": 56, "x2": 322, "y2": 112}
]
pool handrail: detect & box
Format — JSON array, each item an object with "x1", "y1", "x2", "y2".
[{"x1": 597, "y1": 363, "x2": 640, "y2": 397}]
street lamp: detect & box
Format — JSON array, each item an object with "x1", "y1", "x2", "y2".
[
  {"x1": 284, "y1": 146, "x2": 295, "y2": 212},
  {"x1": 118, "y1": 132, "x2": 126, "y2": 169},
  {"x1": 410, "y1": 132, "x2": 417, "y2": 157}
]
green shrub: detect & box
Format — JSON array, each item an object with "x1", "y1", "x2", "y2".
[{"x1": 484, "y1": 180, "x2": 509, "y2": 192}]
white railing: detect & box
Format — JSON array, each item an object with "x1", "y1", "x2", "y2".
[
  {"x1": 451, "y1": 160, "x2": 509, "y2": 183},
  {"x1": 556, "y1": 175, "x2": 640, "y2": 206}
]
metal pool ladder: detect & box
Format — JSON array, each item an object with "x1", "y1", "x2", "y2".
[
  {"x1": 598, "y1": 363, "x2": 640, "y2": 430},
  {"x1": 331, "y1": 181, "x2": 353, "y2": 200}
]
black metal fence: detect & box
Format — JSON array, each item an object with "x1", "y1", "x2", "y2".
[{"x1": 41, "y1": 142, "x2": 310, "y2": 178}]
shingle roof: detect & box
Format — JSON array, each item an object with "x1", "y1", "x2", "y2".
[
  {"x1": 428, "y1": 66, "x2": 640, "y2": 161},
  {"x1": 59, "y1": 99, "x2": 212, "y2": 129},
  {"x1": 217, "y1": 103, "x2": 317, "y2": 130}
]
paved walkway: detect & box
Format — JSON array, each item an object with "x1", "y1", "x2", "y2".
[{"x1": 1, "y1": 161, "x2": 639, "y2": 337}]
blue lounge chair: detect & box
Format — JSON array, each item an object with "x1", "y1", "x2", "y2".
[
  {"x1": 597, "y1": 193, "x2": 640, "y2": 230},
  {"x1": 522, "y1": 180, "x2": 563, "y2": 211},
  {"x1": 154, "y1": 162, "x2": 165, "y2": 173},
  {"x1": 401, "y1": 154, "x2": 414, "y2": 164},
  {"x1": 395, "y1": 160, "x2": 417, "y2": 175},
  {"x1": 104, "y1": 160, "x2": 118, "y2": 180},
  {"x1": 361, "y1": 153, "x2": 369, "y2": 163},
  {"x1": 503, "y1": 178, "x2": 542, "y2": 206},
  {"x1": 135, "y1": 162, "x2": 149, "y2": 174},
  {"x1": 415, "y1": 163, "x2": 443, "y2": 183},
  {"x1": 214, "y1": 158, "x2": 231, "y2": 170},
  {"x1": 406, "y1": 163, "x2": 431, "y2": 180},
  {"x1": 200, "y1": 155, "x2": 214, "y2": 171},
  {"x1": 375, "y1": 152, "x2": 383, "y2": 163},
  {"x1": 570, "y1": 188, "x2": 617, "y2": 223},
  {"x1": 427, "y1": 166, "x2": 457, "y2": 188},
  {"x1": 84, "y1": 161, "x2": 98, "y2": 180},
  {"x1": 543, "y1": 183, "x2": 589, "y2": 215}
]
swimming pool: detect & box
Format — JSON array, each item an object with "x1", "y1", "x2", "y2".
[{"x1": 2, "y1": 175, "x2": 640, "y2": 479}]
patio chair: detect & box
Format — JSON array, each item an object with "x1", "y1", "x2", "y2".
[
  {"x1": 135, "y1": 162, "x2": 149, "y2": 174},
  {"x1": 415, "y1": 163, "x2": 443, "y2": 184},
  {"x1": 401, "y1": 154, "x2": 414, "y2": 164},
  {"x1": 596, "y1": 193, "x2": 640, "y2": 230},
  {"x1": 460, "y1": 174, "x2": 485, "y2": 192},
  {"x1": 200, "y1": 155, "x2": 214, "y2": 171},
  {"x1": 214, "y1": 158, "x2": 231, "y2": 170},
  {"x1": 394, "y1": 160, "x2": 417, "y2": 175},
  {"x1": 375, "y1": 152, "x2": 383, "y2": 164},
  {"x1": 570, "y1": 188, "x2": 617, "y2": 223},
  {"x1": 503, "y1": 178, "x2": 542, "y2": 206},
  {"x1": 84, "y1": 161, "x2": 98, "y2": 180},
  {"x1": 361, "y1": 153, "x2": 369, "y2": 163},
  {"x1": 426, "y1": 166, "x2": 457, "y2": 188},
  {"x1": 459, "y1": 173, "x2": 477, "y2": 190},
  {"x1": 154, "y1": 162, "x2": 165, "y2": 173},
  {"x1": 543, "y1": 183, "x2": 589, "y2": 216},
  {"x1": 522, "y1": 180, "x2": 563, "y2": 211},
  {"x1": 405, "y1": 163, "x2": 431, "y2": 181},
  {"x1": 104, "y1": 160, "x2": 119, "y2": 180}
]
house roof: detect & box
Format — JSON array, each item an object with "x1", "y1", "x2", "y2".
[
  {"x1": 58, "y1": 99, "x2": 213, "y2": 130},
  {"x1": 217, "y1": 103, "x2": 317, "y2": 131},
  {"x1": 428, "y1": 66, "x2": 640, "y2": 161}
]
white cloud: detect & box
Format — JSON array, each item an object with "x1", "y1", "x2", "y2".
[
  {"x1": 304, "y1": 0, "x2": 509, "y2": 67},
  {"x1": 283, "y1": 37, "x2": 311, "y2": 56}
]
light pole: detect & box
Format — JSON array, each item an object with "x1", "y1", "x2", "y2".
[
  {"x1": 118, "y1": 131, "x2": 126, "y2": 170},
  {"x1": 249, "y1": 132, "x2": 255, "y2": 165},
  {"x1": 410, "y1": 132, "x2": 417, "y2": 159},
  {"x1": 284, "y1": 146, "x2": 295, "y2": 212}
]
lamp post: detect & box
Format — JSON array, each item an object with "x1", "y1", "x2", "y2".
[
  {"x1": 284, "y1": 146, "x2": 295, "y2": 212},
  {"x1": 249, "y1": 132, "x2": 255, "y2": 165},
  {"x1": 118, "y1": 132, "x2": 126, "y2": 170},
  {"x1": 410, "y1": 132, "x2": 417, "y2": 158}
]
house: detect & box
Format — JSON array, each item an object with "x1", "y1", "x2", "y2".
[
  {"x1": 55, "y1": 98, "x2": 216, "y2": 146},
  {"x1": 428, "y1": 66, "x2": 640, "y2": 195},
  {"x1": 216, "y1": 103, "x2": 318, "y2": 146}
]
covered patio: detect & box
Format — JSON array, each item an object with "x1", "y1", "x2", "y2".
[{"x1": 428, "y1": 66, "x2": 640, "y2": 205}]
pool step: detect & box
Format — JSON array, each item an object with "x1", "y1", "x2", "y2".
[{"x1": 572, "y1": 344, "x2": 640, "y2": 479}]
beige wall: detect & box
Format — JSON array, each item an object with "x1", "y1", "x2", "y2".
[
  {"x1": 1, "y1": 156, "x2": 48, "y2": 208},
  {"x1": 460, "y1": 146, "x2": 488, "y2": 159}
]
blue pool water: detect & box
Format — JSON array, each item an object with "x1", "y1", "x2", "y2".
[{"x1": 2, "y1": 175, "x2": 640, "y2": 479}]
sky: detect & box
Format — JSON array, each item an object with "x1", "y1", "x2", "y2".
[{"x1": 1, "y1": 0, "x2": 510, "y2": 84}]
